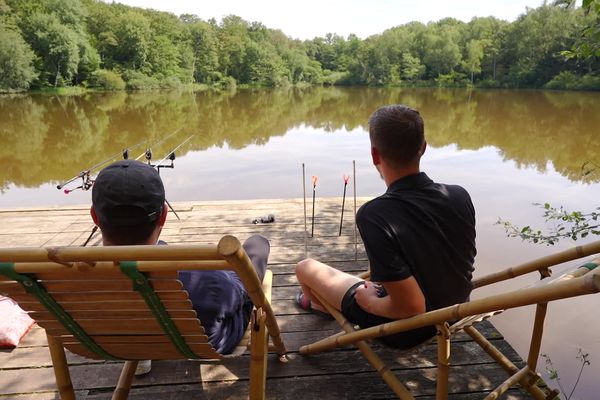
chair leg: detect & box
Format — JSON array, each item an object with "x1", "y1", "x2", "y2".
[
  {"x1": 46, "y1": 334, "x2": 76, "y2": 400},
  {"x1": 464, "y1": 326, "x2": 548, "y2": 400},
  {"x1": 249, "y1": 309, "x2": 268, "y2": 400},
  {"x1": 436, "y1": 323, "x2": 450, "y2": 400},
  {"x1": 527, "y1": 303, "x2": 548, "y2": 372},
  {"x1": 112, "y1": 361, "x2": 138, "y2": 400},
  {"x1": 311, "y1": 292, "x2": 415, "y2": 400}
]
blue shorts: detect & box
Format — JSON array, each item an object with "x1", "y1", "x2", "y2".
[
  {"x1": 341, "y1": 281, "x2": 436, "y2": 349},
  {"x1": 179, "y1": 235, "x2": 269, "y2": 354}
]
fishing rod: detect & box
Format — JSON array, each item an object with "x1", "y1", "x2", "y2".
[
  {"x1": 311, "y1": 175, "x2": 318, "y2": 238},
  {"x1": 150, "y1": 135, "x2": 194, "y2": 172},
  {"x1": 339, "y1": 174, "x2": 350, "y2": 236},
  {"x1": 78, "y1": 132, "x2": 193, "y2": 247},
  {"x1": 141, "y1": 135, "x2": 195, "y2": 220},
  {"x1": 57, "y1": 146, "x2": 138, "y2": 193},
  {"x1": 59, "y1": 129, "x2": 183, "y2": 194},
  {"x1": 134, "y1": 127, "x2": 183, "y2": 162}
]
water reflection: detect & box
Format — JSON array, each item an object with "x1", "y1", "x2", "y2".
[
  {"x1": 1, "y1": 87, "x2": 598, "y2": 192},
  {"x1": 1, "y1": 87, "x2": 599, "y2": 397}
]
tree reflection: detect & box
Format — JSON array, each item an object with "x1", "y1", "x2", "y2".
[{"x1": 0, "y1": 87, "x2": 598, "y2": 190}]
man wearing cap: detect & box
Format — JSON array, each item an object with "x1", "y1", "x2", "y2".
[{"x1": 91, "y1": 160, "x2": 270, "y2": 374}]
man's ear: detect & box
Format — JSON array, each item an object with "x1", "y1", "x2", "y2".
[
  {"x1": 90, "y1": 206, "x2": 99, "y2": 225},
  {"x1": 371, "y1": 146, "x2": 381, "y2": 165},
  {"x1": 158, "y1": 202, "x2": 168, "y2": 227},
  {"x1": 419, "y1": 141, "x2": 427, "y2": 157}
]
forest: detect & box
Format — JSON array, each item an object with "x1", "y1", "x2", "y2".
[{"x1": 0, "y1": 0, "x2": 598, "y2": 92}]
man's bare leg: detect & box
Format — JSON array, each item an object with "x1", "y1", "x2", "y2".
[{"x1": 295, "y1": 258, "x2": 363, "y2": 313}]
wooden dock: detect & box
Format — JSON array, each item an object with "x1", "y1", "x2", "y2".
[{"x1": 0, "y1": 198, "x2": 535, "y2": 399}]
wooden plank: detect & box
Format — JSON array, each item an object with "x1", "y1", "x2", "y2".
[
  {"x1": 64, "y1": 343, "x2": 217, "y2": 360},
  {"x1": 0, "y1": 391, "x2": 90, "y2": 400},
  {"x1": 81, "y1": 383, "x2": 530, "y2": 400},
  {"x1": 0, "y1": 346, "x2": 96, "y2": 369},
  {"x1": 0, "y1": 356, "x2": 523, "y2": 396},
  {"x1": 33, "y1": 271, "x2": 177, "y2": 280},
  {"x1": 1, "y1": 321, "x2": 507, "y2": 369},
  {"x1": 69, "y1": 334, "x2": 209, "y2": 345},
  {"x1": 0, "y1": 279, "x2": 183, "y2": 295},
  {"x1": 29, "y1": 309, "x2": 197, "y2": 320},
  {"x1": 9, "y1": 290, "x2": 189, "y2": 303},
  {"x1": 19, "y1": 299, "x2": 193, "y2": 312},
  {"x1": 37, "y1": 318, "x2": 205, "y2": 335}
]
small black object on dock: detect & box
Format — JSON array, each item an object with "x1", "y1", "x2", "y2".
[{"x1": 252, "y1": 214, "x2": 275, "y2": 224}]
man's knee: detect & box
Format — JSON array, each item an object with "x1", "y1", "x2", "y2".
[{"x1": 295, "y1": 258, "x2": 317, "y2": 281}]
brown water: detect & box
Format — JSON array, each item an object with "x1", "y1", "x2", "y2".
[{"x1": 1, "y1": 87, "x2": 599, "y2": 396}]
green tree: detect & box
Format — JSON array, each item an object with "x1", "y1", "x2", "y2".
[
  {"x1": 76, "y1": 39, "x2": 100, "y2": 84},
  {"x1": 561, "y1": 0, "x2": 600, "y2": 68},
  {"x1": 0, "y1": 25, "x2": 38, "y2": 90},
  {"x1": 217, "y1": 15, "x2": 249, "y2": 81},
  {"x1": 184, "y1": 18, "x2": 219, "y2": 83},
  {"x1": 464, "y1": 39, "x2": 485, "y2": 84},
  {"x1": 113, "y1": 10, "x2": 151, "y2": 71},
  {"x1": 422, "y1": 28, "x2": 462, "y2": 77},
  {"x1": 401, "y1": 53, "x2": 425, "y2": 81},
  {"x1": 502, "y1": 5, "x2": 582, "y2": 87},
  {"x1": 28, "y1": 13, "x2": 81, "y2": 86}
]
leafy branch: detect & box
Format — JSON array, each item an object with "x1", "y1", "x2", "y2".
[
  {"x1": 497, "y1": 203, "x2": 600, "y2": 245},
  {"x1": 541, "y1": 349, "x2": 591, "y2": 400}
]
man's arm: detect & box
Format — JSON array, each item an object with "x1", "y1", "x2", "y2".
[{"x1": 354, "y1": 277, "x2": 426, "y2": 320}]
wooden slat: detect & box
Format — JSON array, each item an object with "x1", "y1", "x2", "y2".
[
  {"x1": 0, "y1": 281, "x2": 20, "y2": 296},
  {"x1": 33, "y1": 271, "x2": 178, "y2": 280},
  {"x1": 8, "y1": 290, "x2": 188, "y2": 302},
  {"x1": 29, "y1": 309, "x2": 197, "y2": 320},
  {"x1": 60, "y1": 334, "x2": 210, "y2": 345},
  {"x1": 0, "y1": 279, "x2": 183, "y2": 295},
  {"x1": 39, "y1": 279, "x2": 183, "y2": 292},
  {"x1": 37, "y1": 318, "x2": 205, "y2": 335},
  {"x1": 18, "y1": 299, "x2": 193, "y2": 312},
  {"x1": 64, "y1": 343, "x2": 218, "y2": 360}
]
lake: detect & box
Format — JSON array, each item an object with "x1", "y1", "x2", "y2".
[{"x1": 1, "y1": 87, "x2": 599, "y2": 397}]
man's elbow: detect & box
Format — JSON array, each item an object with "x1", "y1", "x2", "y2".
[{"x1": 402, "y1": 299, "x2": 426, "y2": 318}]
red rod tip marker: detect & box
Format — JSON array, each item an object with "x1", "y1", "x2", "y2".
[
  {"x1": 343, "y1": 174, "x2": 350, "y2": 184},
  {"x1": 311, "y1": 176, "x2": 318, "y2": 186}
]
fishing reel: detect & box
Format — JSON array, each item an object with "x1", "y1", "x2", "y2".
[
  {"x1": 57, "y1": 133, "x2": 192, "y2": 194},
  {"x1": 156, "y1": 152, "x2": 176, "y2": 173},
  {"x1": 146, "y1": 149, "x2": 176, "y2": 174},
  {"x1": 61, "y1": 171, "x2": 94, "y2": 194}
]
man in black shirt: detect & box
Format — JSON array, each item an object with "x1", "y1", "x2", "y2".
[{"x1": 295, "y1": 105, "x2": 476, "y2": 348}]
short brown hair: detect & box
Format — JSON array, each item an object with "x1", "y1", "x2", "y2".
[
  {"x1": 97, "y1": 206, "x2": 159, "y2": 245},
  {"x1": 368, "y1": 105, "x2": 425, "y2": 168}
]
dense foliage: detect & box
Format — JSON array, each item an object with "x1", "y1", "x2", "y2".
[{"x1": 0, "y1": 0, "x2": 598, "y2": 91}]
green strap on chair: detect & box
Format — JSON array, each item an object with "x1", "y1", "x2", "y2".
[
  {"x1": 119, "y1": 261, "x2": 199, "y2": 359},
  {"x1": 582, "y1": 262, "x2": 598, "y2": 271},
  {"x1": 0, "y1": 262, "x2": 118, "y2": 360}
]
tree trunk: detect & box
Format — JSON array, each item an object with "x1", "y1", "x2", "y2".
[{"x1": 54, "y1": 64, "x2": 61, "y2": 87}]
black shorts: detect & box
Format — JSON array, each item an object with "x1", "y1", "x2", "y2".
[{"x1": 341, "y1": 281, "x2": 436, "y2": 349}]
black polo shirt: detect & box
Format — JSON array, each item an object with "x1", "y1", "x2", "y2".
[{"x1": 356, "y1": 172, "x2": 476, "y2": 312}]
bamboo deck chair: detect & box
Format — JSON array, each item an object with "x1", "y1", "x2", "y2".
[
  {"x1": 0, "y1": 235, "x2": 287, "y2": 400},
  {"x1": 299, "y1": 240, "x2": 600, "y2": 400}
]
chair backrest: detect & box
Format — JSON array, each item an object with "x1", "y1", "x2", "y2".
[{"x1": 0, "y1": 235, "x2": 285, "y2": 361}]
